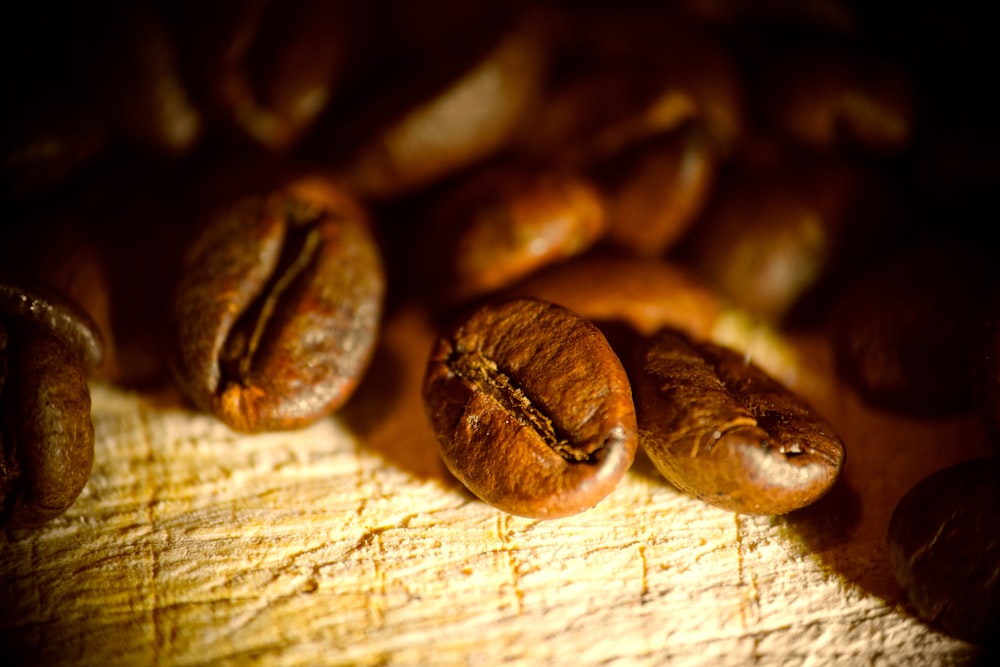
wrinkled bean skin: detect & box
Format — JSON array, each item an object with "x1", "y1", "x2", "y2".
[
  {"x1": 171, "y1": 175, "x2": 385, "y2": 433},
  {"x1": 888, "y1": 458, "x2": 1000, "y2": 646},
  {"x1": 632, "y1": 328, "x2": 844, "y2": 515},
  {"x1": 423, "y1": 298, "x2": 637, "y2": 519}
]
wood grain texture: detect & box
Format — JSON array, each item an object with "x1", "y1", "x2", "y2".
[{"x1": 1, "y1": 305, "x2": 992, "y2": 666}]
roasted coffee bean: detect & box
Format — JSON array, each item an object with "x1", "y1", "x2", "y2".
[
  {"x1": 595, "y1": 124, "x2": 718, "y2": 257},
  {"x1": 509, "y1": 253, "x2": 802, "y2": 389},
  {"x1": 632, "y1": 328, "x2": 844, "y2": 515},
  {"x1": 755, "y1": 43, "x2": 913, "y2": 156},
  {"x1": 342, "y1": 9, "x2": 550, "y2": 199},
  {"x1": 829, "y1": 243, "x2": 987, "y2": 415},
  {"x1": 888, "y1": 458, "x2": 1000, "y2": 646},
  {"x1": 552, "y1": 4, "x2": 745, "y2": 153},
  {"x1": 509, "y1": 253, "x2": 724, "y2": 340},
  {"x1": 0, "y1": 282, "x2": 104, "y2": 371},
  {"x1": 163, "y1": 0, "x2": 351, "y2": 152},
  {"x1": 420, "y1": 164, "x2": 606, "y2": 307},
  {"x1": 171, "y1": 174, "x2": 385, "y2": 433},
  {"x1": 423, "y1": 297, "x2": 637, "y2": 519},
  {"x1": 685, "y1": 160, "x2": 893, "y2": 323},
  {"x1": 1, "y1": 282, "x2": 103, "y2": 528}
]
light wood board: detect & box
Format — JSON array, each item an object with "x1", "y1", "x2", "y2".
[{"x1": 1, "y1": 303, "x2": 992, "y2": 666}]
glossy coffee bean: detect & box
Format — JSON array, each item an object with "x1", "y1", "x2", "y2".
[
  {"x1": 420, "y1": 164, "x2": 606, "y2": 307},
  {"x1": 343, "y1": 9, "x2": 550, "y2": 199},
  {"x1": 596, "y1": 124, "x2": 718, "y2": 257},
  {"x1": 687, "y1": 160, "x2": 891, "y2": 322},
  {"x1": 632, "y1": 328, "x2": 844, "y2": 515},
  {"x1": 171, "y1": 174, "x2": 385, "y2": 433},
  {"x1": 888, "y1": 458, "x2": 1000, "y2": 646},
  {"x1": 1, "y1": 282, "x2": 102, "y2": 528},
  {"x1": 509, "y1": 253, "x2": 724, "y2": 341},
  {"x1": 422, "y1": 297, "x2": 637, "y2": 519}
]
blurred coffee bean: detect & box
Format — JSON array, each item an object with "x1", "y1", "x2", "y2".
[
  {"x1": 594, "y1": 124, "x2": 718, "y2": 257},
  {"x1": 171, "y1": 173, "x2": 385, "y2": 432},
  {"x1": 888, "y1": 458, "x2": 1000, "y2": 646},
  {"x1": 341, "y1": 8, "x2": 552, "y2": 199},
  {"x1": 161, "y1": 0, "x2": 354, "y2": 152},
  {"x1": 96, "y1": 1, "x2": 203, "y2": 157},
  {"x1": 418, "y1": 164, "x2": 606, "y2": 308},
  {"x1": 0, "y1": 281, "x2": 103, "y2": 528},
  {"x1": 755, "y1": 43, "x2": 913, "y2": 156},
  {"x1": 423, "y1": 297, "x2": 637, "y2": 519},
  {"x1": 549, "y1": 4, "x2": 745, "y2": 154},
  {"x1": 829, "y1": 243, "x2": 988, "y2": 415},
  {"x1": 509, "y1": 253, "x2": 725, "y2": 341},
  {"x1": 684, "y1": 160, "x2": 896, "y2": 323},
  {"x1": 632, "y1": 328, "x2": 844, "y2": 515}
]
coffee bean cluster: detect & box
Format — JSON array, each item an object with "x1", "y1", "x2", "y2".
[{"x1": 2, "y1": 0, "x2": 998, "y2": 645}]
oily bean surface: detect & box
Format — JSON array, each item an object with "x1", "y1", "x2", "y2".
[
  {"x1": 0, "y1": 281, "x2": 104, "y2": 370},
  {"x1": 171, "y1": 177, "x2": 385, "y2": 433},
  {"x1": 1, "y1": 327, "x2": 94, "y2": 528},
  {"x1": 420, "y1": 165, "x2": 606, "y2": 307},
  {"x1": 888, "y1": 458, "x2": 1000, "y2": 646},
  {"x1": 423, "y1": 297, "x2": 637, "y2": 519},
  {"x1": 632, "y1": 328, "x2": 844, "y2": 515}
]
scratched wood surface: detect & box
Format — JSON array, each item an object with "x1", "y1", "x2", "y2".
[{"x1": 0, "y1": 302, "x2": 993, "y2": 666}]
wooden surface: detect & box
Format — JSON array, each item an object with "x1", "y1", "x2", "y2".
[{"x1": 1, "y1": 303, "x2": 993, "y2": 666}]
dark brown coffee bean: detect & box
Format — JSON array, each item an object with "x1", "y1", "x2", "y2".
[
  {"x1": 0, "y1": 281, "x2": 104, "y2": 371},
  {"x1": 422, "y1": 297, "x2": 637, "y2": 519},
  {"x1": 419, "y1": 164, "x2": 606, "y2": 307},
  {"x1": 829, "y1": 243, "x2": 987, "y2": 415},
  {"x1": 632, "y1": 328, "x2": 844, "y2": 515},
  {"x1": 1, "y1": 282, "x2": 102, "y2": 528},
  {"x1": 171, "y1": 174, "x2": 385, "y2": 433},
  {"x1": 163, "y1": 0, "x2": 351, "y2": 152},
  {"x1": 888, "y1": 458, "x2": 1000, "y2": 646},
  {"x1": 342, "y1": 9, "x2": 550, "y2": 199},
  {"x1": 596, "y1": 124, "x2": 718, "y2": 257},
  {"x1": 551, "y1": 5, "x2": 744, "y2": 153},
  {"x1": 686, "y1": 160, "x2": 894, "y2": 322},
  {"x1": 756, "y1": 43, "x2": 913, "y2": 156}
]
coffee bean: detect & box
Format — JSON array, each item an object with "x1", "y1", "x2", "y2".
[
  {"x1": 420, "y1": 164, "x2": 606, "y2": 307},
  {"x1": 829, "y1": 243, "x2": 987, "y2": 415},
  {"x1": 342, "y1": 9, "x2": 550, "y2": 199},
  {"x1": 422, "y1": 297, "x2": 637, "y2": 519},
  {"x1": 170, "y1": 174, "x2": 385, "y2": 433},
  {"x1": 1, "y1": 282, "x2": 102, "y2": 528},
  {"x1": 755, "y1": 42, "x2": 913, "y2": 156},
  {"x1": 632, "y1": 328, "x2": 844, "y2": 515},
  {"x1": 888, "y1": 458, "x2": 1000, "y2": 646},
  {"x1": 686, "y1": 160, "x2": 893, "y2": 323},
  {"x1": 596, "y1": 124, "x2": 718, "y2": 258},
  {"x1": 0, "y1": 281, "x2": 104, "y2": 371}
]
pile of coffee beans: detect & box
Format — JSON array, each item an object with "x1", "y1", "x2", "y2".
[{"x1": 2, "y1": 0, "x2": 998, "y2": 645}]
